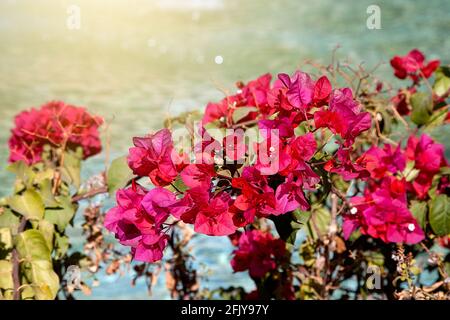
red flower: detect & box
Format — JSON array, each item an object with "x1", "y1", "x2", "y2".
[
  {"x1": 194, "y1": 192, "x2": 236, "y2": 236},
  {"x1": 344, "y1": 177, "x2": 425, "y2": 244},
  {"x1": 104, "y1": 186, "x2": 174, "y2": 262},
  {"x1": 362, "y1": 144, "x2": 406, "y2": 179},
  {"x1": 405, "y1": 134, "x2": 447, "y2": 199},
  {"x1": 325, "y1": 147, "x2": 369, "y2": 181},
  {"x1": 202, "y1": 74, "x2": 274, "y2": 125},
  {"x1": 313, "y1": 76, "x2": 332, "y2": 107},
  {"x1": 170, "y1": 188, "x2": 236, "y2": 236},
  {"x1": 223, "y1": 130, "x2": 247, "y2": 162},
  {"x1": 314, "y1": 88, "x2": 371, "y2": 143},
  {"x1": 180, "y1": 163, "x2": 216, "y2": 189},
  {"x1": 231, "y1": 167, "x2": 278, "y2": 226},
  {"x1": 231, "y1": 230, "x2": 287, "y2": 278},
  {"x1": 8, "y1": 101, "x2": 103, "y2": 164},
  {"x1": 254, "y1": 133, "x2": 292, "y2": 175},
  {"x1": 390, "y1": 49, "x2": 440, "y2": 83},
  {"x1": 279, "y1": 71, "x2": 314, "y2": 110},
  {"x1": 258, "y1": 117, "x2": 294, "y2": 140},
  {"x1": 127, "y1": 129, "x2": 178, "y2": 186}
]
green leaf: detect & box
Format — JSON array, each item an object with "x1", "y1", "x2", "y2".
[
  {"x1": 107, "y1": 156, "x2": 134, "y2": 195},
  {"x1": 21, "y1": 259, "x2": 59, "y2": 300},
  {"x1": 33, "y1": 169, "x2": 54, "y2": 185},
  {"x1": 38, "y1": 220, "x2": 54, "y2": 251},
  {"x1": 0, "y1": 208, "x2": 20, "y2": 230},
  {"x1": 0, "y1": 228, "x2": 13, "y2": 252},
  {"x1": 429, "y1": 194, "x2": 450, "y2": 236},
  {"x1": 410, "y1": 92, "x2": 433, "y2": 126},
  {"x1": 232, "y1": 106, "x2": 258, "y2": 123},
  {"x1": 363, "y1": 251, "x2": 385, "y2": 266},
  {"x1": 44, "y1": 196, "x2": 76, "y2": 232},
  {"x1": 167, "y1": 177, "x2": 188, "y2": 193},
  {"x1": 433, "y1": 66, "x2": 450, "y2": 96},
  {"x1": 9, "y1": 190, "x2": 45, "y2": 221},
  {"x1": 0, "y1": 260, "x2": 13, "y2": 290},
  {"x1": 60, "y1": 150, "x2": 82, "y2": 189},
  {"x1": 440, "y1": 166, "x2": 450, "y2": 176},
  {"x1": 424, "y1": 107, "x2": 449, "y2": 132},
  {"x1": 16, "y1": 230, "x2": 51, "y2": 261},
  {"x1": 37, "y1": 179, "x2": 59, "y2": 208},
  {"x1": 306, "y1": 205, "x2": 331, "y2": 239},
  {"x1": 7, "y1": 161, "x2": 35, "y2": 187},
  {"x1": 410, "y1": 201, "x2": 428, "y2": 230},
  {"x1": 15, "y1": 230, "x2": 59, "y2": 300},
  {"x1": 293, "y1": 209, "x2": 312, "y2": 226},
  {"x1": 54, "y1": 234, "x2": 69, "y2": 259}
]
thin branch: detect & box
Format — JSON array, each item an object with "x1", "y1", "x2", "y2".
[{"x1": 71, "y1": 186, "x2": 108, "y2": 203}]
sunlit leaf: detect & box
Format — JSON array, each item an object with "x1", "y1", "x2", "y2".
[
  {"x1": 44, "y1": 196, "x2": 76, "y2": 232},
  {"x1": 9, "y1": 190, "x2": 45, "y2": 221},
  {"x1": 107, "y1": 155, "x2": 134, "y2": 195},
  {"x1": 15, "y1": 230, "x2": 59, "y2": 300},
  {"x1": 60, "y1": 150, "x2": 82, "y2": 189},
  {"x1": 0, "y1": 260, "x2": 13, "y2": 290}
]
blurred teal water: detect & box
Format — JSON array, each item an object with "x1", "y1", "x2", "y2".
[{"x1": 0, "y1": 0, "x2": 449, "y2": 299}]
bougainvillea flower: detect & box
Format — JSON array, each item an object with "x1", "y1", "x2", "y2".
[
  {"x1": 193, "y1": 126, "x2": 221, "y2": 164},
  {"x1": 180, "y1": 163, "x2": 216, "y2": 189},
  {"x1": 104, "y1": 186, "x2": 149, "y2": 245},
  {"x1": 193, "y1": 191, "x2": 236, "y2": 236},
  {"x1": 104, "y1": 187, "x2": 144, "y2": 231},
  {"x1": 278, "y1": 71, "x2": 314, "y2": 110},
  {"x1": 202, "y1": 73, "x2": 274, "y2": 125},
  {"x1": 274, "y1": 174, "x2": 310, "y2": 213},
  {"x1": 254, "y1": 133, "x2": 292, "y2": 175},
  {"x1": 314, "y1": 88, "x2": 371, "y2": 142},
  {"x1": 406, "y1": 134, "x2": 446, "y2": 173},
  {"x1": 132, "y1": 232, "x2": 169, "y2": 262},
  {"x1": 169, "y1": 188, "x2": 236, "y2": 236},
  {"x1": 231, "y1": 167, "x2": 278, "y2": 225},
  {"x1": 325, "y1": 147, "x2": 369, "y2": 181},
  {"x1": 344, "y1": 177, "x2": 425, "y2": 244},
  {"x1": 405, "y1": 134, "x2": 447, "y2": 198},
  {"x1": 8, "y1": 101, "x2": 103, "y2": 164},
  {"x1": 240, "y1": 73, "x2": 274, "y2": 115},
  {"x1": 231, "y1": 230, "x2": 287, "y2": 278},
  {"x1": 203, "y1": 97, "x2": 236, "y2": 125},
  {"x1": 223, "y1": 130, "x2": 247, "y2": 162},
  {"x1": 390, "y1": 49, "x2": 440, "y2": 82},
  {"x1": 104, "y1": 186, "x2": 170, "y2": 262},
  {"x1": 267, "y1": 78, "x2": 292, "y2": 111},
  {"x1": 108, "y1": 66, "x2": 415, "y2": 264},
  {"x1": 258, "y1": 117, "x2": 294, "y2": 140},
  {"x1": 141, "y1": 187, "x2": 177, "y2": 227},
  {"x1": 362, "y1": 144, "x2": 406, "y2": 179},
  {"x1": 290, "y1": 132, "x2": 317, "y2": 162},
  {"x1": 330, "y1": 88, "x2": 372, "y2": 141},
  {"x1": 127, "y1": 129, "x2": 178, "y2": 186},
  {"x1": 312, "y1": 76, "x2": 332, "y2": 107}
]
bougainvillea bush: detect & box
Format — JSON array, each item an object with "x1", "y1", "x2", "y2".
[{"x1": 0, "y1": 49, "x2": 449, "y2": 300}]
